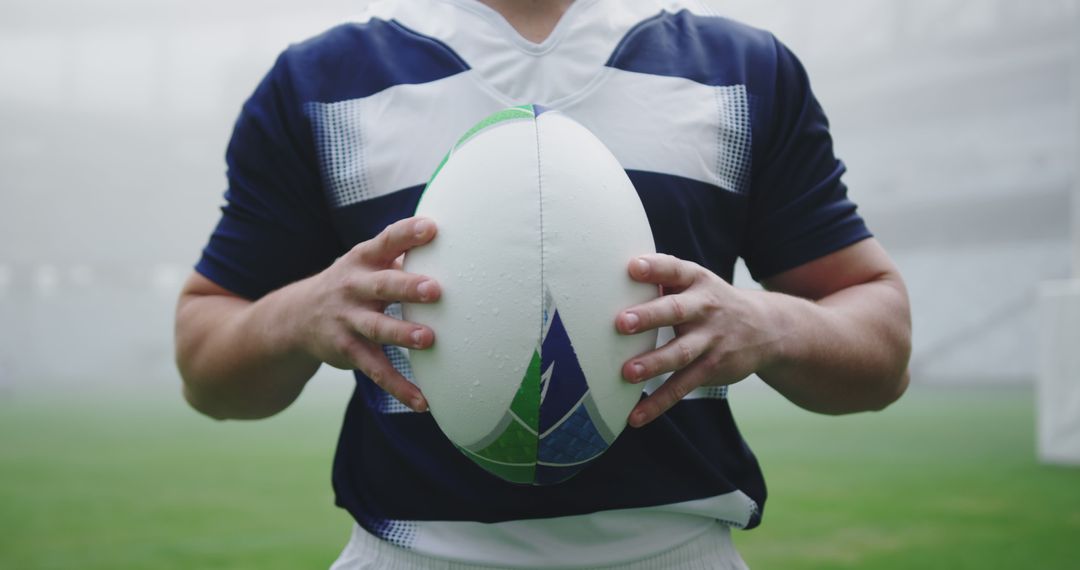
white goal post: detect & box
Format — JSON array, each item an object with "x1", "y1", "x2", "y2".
[{"x1": 1036, "y1": 11, "x2": 1080, "y2": 466}]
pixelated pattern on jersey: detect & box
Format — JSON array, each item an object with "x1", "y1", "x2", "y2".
[
  {"x1": 642, "y1": 375, "x2": 729, "y2": 401},
  {"x1": 306, "y1": 100, "x2": 370, "y2": 207},
  {"x1": 695, "y1": 385, "x2": 729, "y2": 400},
  {"x1": 357, "y1": 512, "x2": 419, "y2": 549},
  {"x1": 714, "y1": 84, "x2": 750, "y2": 194},
  {"x1": 371, "y1": 303, "x2": 416, "y2": 414}
]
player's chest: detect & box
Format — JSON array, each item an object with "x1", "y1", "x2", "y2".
[{"x1": 309, "y1": 73, "x2": 752, "y2": 273}]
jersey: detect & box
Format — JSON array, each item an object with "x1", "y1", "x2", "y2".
[{"x1": 194, "y1": 0, "x2": 871, "y2": 566}]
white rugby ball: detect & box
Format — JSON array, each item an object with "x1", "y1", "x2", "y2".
[{"x1": 403, "y1": 105, "x2": 658, "y2": 485}]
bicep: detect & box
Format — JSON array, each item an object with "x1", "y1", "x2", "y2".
[
  {"x1": 760, "y1": 238, "x2": 905, "y2": 302},
  {"x1": 175, "y1": 272, "x2": 256, "y2": 386},
  {"x1": 177, "y1": 271, "x2": 250, "y2": 309},
  {"x1": 759, "y1": 239, "x2": 912, "y2": 413},
  {"x1": 175, "y1": 272, "x2": 253, "y2": 340},
  {"x1": 180, "y1": 271, "x2": 241, "y2": 299}
]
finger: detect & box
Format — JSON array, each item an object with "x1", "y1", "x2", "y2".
[
  {"x1": 629, "y1": 354, "x2": 732, "y2": 428},
  {"x1": 621, "y1": 332, "x2": 710, "y2": 383},
  {"x1": 359, "y1": 217, "x2": 437, "y2": 267},
  {"x1": 351, "y1": 310, "x2": 435, "y2": 349},
  {"x1": 353, "y1": 269, "x2": 441, "y2": 304},
  {"x1": 628, "y1": 254, "x2": 699, "y2": 290},
  {"x1": 616, "y1": 292, "x2": 699, "y2": 334},
  {"x1": 349, "y1": 341, "x2": 429, "y2": 412},
  {"x1": 627, "y1": 367, "x2": 701, "y2": 428}
]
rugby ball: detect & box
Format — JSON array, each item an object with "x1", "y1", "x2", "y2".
[{"x1": 403, "y1": 105, "x2": 658, "y2": 485}]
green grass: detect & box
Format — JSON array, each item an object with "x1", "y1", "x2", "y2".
[
  {"x1": 1, "y1": 385, "x2": 1077, "y2": 569},
  {"x1": 731, "y1": 386, "x2": 1080, "y2": 569},
  {"x1": 0, "y1": 388, "x2": 353, "y2": 570}
]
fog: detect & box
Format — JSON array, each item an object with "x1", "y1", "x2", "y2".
[{"x1": 0, "y1": 0, "x2": 1076, "y2": 395}]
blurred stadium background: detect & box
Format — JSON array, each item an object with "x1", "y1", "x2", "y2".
[{"x1": 1, "y1": 0, "x2": 1078, "y2": 568}]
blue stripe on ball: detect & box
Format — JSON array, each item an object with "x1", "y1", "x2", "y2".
[{"x1": 538, "y1": 309, "x2": 590, "y2": 434}]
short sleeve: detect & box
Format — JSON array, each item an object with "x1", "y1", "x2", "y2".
[
  {"x1": 741, "y1": 37, "x2": 871, "y2": 282},
  {"x1": 195, "y1": 51, "x2": 343, "y2": 300}
]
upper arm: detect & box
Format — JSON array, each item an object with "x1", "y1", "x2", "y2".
[
  {"x1": 175, "y1": 272, "x2": 252, "y2": 351},
  {"x1": 194, "y1": 49, "x2": 341, "y2": 302},
  {"x1": 176, "y1": 272, "x2": 251, "y2": 321},
  {"x1": 763, "y1": 237, "x2": 912, "y2": 391},
  {"x1": 179, "y1": 271, "x2": 241, "y2": 301},
  {"x1": 761, "y1": 238, "x2": 904, "y2": 301},
  {"x1": 742, "y1": 37, "x2": 871, "y2": 284},
  {"x1": 759, "y1": 238, "x2": 912, "y2": 413}
]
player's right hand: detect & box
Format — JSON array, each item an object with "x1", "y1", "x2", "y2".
[{"x1": 296, "y1": 216, "x2": 440, "y2": 412}]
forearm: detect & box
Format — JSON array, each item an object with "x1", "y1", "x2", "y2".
[
  {"x1": 175, "y1": 276, "x2": 321, "y2": 420},
  {"x1": 756, "y1": 273, "x2": 911, "y2": 414},
  {"x1": 175, "y1": 218, "x2": 443, "y2": 420}
]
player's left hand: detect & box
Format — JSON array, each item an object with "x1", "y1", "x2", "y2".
[{"x1": 616, "y1": 254, "x2": 784, "y2": 428}]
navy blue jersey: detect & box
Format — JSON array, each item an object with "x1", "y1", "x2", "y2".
[{"x1": 195, "y1": 0, "x2": 869, "y2": 558}]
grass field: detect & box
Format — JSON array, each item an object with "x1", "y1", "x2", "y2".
[{"x1": 1, "y1": 384, "x2": 1078, "y2": 569}]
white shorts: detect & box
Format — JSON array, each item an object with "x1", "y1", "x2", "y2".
[{"x1": 330, "y1": 521, "x2": 749, "y2": 570}]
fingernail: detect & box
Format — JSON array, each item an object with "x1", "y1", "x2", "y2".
[
  {"x1": 630, "y1": 411, "x2": 647, "y2": 427},
  {"x1": 412, "y1": 397, "x2": 428, "y2": 412},
  {"x1": 623, "y1": 312, "x2": 640, "y2": 333},
  {"x1": 414, "y1": 219, "x2": 431, "y2": 238},
  {"x1": 417, "y1": 280, "x2": 433, "y2": 301},
  {"x1": 631, "y1": 362, "x2": 645, "y2": 381},
  {"x1": 411, "y1": 329, "x2": 425, "y2": 347},
  {"x1": 634, "y1": 258, "x2": 650, "y2": 276}
]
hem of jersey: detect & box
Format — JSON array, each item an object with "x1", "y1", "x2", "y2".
[
  {"x1": 193, "y1": 260, "x2": 259, "y2": 301},
  {"x1": 592, "y1": 523, "x2": 716, "y2": 570},
  {"x1": 347, "y1": 517, "x2": 719, "y2": 569}
]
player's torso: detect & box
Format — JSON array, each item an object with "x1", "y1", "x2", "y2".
[{"x1": 296, "y1": 3, "x2": 775, "y2": 546}]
